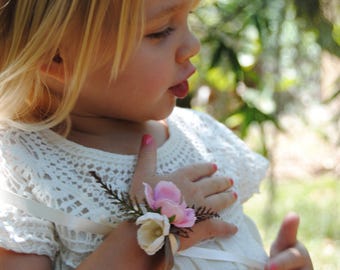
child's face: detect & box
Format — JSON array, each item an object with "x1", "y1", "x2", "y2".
[{"x1": 72, "y1": 0, "x2": 200, "y2": 122}]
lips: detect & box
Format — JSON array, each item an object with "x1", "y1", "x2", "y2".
[{"x1": 168, "y1": 80, "x2": 189, "y2": 99}]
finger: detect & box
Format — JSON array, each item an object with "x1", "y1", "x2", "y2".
[
  {"x1": 130, "y1": 134, "x2": 157, "y2": 197},
  {"x1": 133, "y1": 134, "x2": 157, "y2": 179},
  {"x1": 171, "y1": 163, "x2": 217, "y2": 182},
  {"x1": 178, "y1": 219, "x2": 238, "y2": 251},
  {"x1": 265, "y1": 243, "x2": 312, "y2": 270},
  {"x1": 204, "y1": 190, "x2": 237, "y2": 212},
  {"x1": 271, "y1": 213, "x2": 300, "y2": 256},
  {"x1": 198, "y1": 176, "x2": 234, "y2": 197}
]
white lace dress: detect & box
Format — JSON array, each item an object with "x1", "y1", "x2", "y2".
[{"x1": 0, "y1": 107, "x2": 268, "y2": 269}]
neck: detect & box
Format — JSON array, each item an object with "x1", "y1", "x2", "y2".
[{"x1": 67, "y1": 114, "x2": 168, "y2": 154}]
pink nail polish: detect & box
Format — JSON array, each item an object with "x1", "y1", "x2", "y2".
[
  {"x1": 233, "y1": 192, "x2": 238, "y2": 200},
  {"x1": 212, "y1": 163, "x2": 218, "y2": 171},
  {"x1": 142, "y1": 134, "x2": 153, "y2": 146},
  {"x1": 229, "y1": 178, "x2": 234, "y2": 186},
  {"x1": 269, "y1": 263, "x2": 278, "y2": 270}
]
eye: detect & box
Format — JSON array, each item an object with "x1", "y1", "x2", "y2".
[{"x1": 146, "y1": 27, "x2": 175, "y2": 40}]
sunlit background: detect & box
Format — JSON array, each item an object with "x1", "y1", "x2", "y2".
[{"x1": 182, "y1": 0, "x2": 340, "y2": 269}]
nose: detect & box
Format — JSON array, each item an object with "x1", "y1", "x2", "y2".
[{"x1": 176, "y1": 29, "x2": 200, "y2": 64}]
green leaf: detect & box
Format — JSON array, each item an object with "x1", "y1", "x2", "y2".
[{"x1": 168, "y1": 215, "x2": 176, "y2": 223}]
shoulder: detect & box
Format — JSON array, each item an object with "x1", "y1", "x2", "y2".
[
  {"x1": 0, "y1": 125, "x2": 43, "y2": 153},
  {"x1": 0, "y1": 125, "x2": 55, "y2": 175},
  {"x1": 172, "y1": 106, "x2": 215, "y2": 120},
  {"x1": 0, "y1": 125, "x2": 28, "y2": 153},
  {"x1": 170, "y1": 107, "x2": 234, "y2": 139}
]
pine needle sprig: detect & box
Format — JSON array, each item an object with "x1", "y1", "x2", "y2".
[
  {"x1": 89, "y1": 171, "x2": 144, "y2": 220},
  {"x1": 193, "y1": 205, "x2": 220, "y2": 223},
  {"x1": 170, "y1": 226, "x2": 193, "y2": 238},
  {"x1": 168, "y1": 206, "x2": 219, "y2": 238}
]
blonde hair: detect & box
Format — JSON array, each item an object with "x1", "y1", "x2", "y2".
[{"x1": 0, "y1": 0, "x2": 145, "y2": 134}]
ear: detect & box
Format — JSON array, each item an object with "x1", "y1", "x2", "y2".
[{"x1": 40, "y1": 52, "x2": 65, "y2": 83}]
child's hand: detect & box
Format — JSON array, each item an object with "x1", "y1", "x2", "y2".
[
  {"x1": 130, "y1": 134, "x2": 236, "y2": 212},
  {"x1": 265, "y1": 213, "x2": 313, "y2": 270}
]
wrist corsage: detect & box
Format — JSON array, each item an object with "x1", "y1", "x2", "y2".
[{"x1": 90, "y1": 172, "x2": 219, "y2": 269}]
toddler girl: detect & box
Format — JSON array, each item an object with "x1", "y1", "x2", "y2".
[{"x1": 0, "y1": 1, "x2": 313, "y2": 270}]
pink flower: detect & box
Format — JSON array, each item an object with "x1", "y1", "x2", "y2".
[{"x1": 144, "y1": 181, "x2": 196, "y2": 228}]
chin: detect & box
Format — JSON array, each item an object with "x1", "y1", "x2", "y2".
[
  {"x1": 137, "y1": 98, "x2": 177, "y2": 121},
  {"x1": 158, "y1": 105, "x2": 176, "y2": 120},
  {"x1": 145, "y1": 106, "x2": 175, "y2": 122}
]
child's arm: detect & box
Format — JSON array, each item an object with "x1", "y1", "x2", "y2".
[{"x1": 0, "y1": 248, "x2": 51, "y2": 270}]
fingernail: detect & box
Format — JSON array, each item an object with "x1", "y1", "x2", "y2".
[
  {"x1": 212, "y1": 163, "x2": 218, "y2": 171},
  {"x1": 269, "y1": 263, "x2": 278, "y2": 270},
  {"x1": 229, "y1": 178, "x2": 234, "y2": 186},
  {"x1": 231, "y1": 224, "x2": 238, "y2": 234},
  {"x1": 142, "y1": 134, "x2": 153, "y2": 146},
  {"x1": 233, "y1": 192, "x2": 238, "y2": 200}
]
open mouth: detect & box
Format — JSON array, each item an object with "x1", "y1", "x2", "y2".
[{"x1": 168, "y1": 80, "x2": 189, "y2": 99}]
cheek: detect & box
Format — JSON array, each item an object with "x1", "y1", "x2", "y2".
[
  {"x1": 141, "y1": 63, "x2": 171, "y2": 87},
  {"x1": 122, "y1": 67, "x2": 170, "y2": 95},
  {"x1": 131, "y1": 51, "x2": 172, "y2": 83}
]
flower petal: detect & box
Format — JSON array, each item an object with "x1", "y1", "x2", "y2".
[
  {"x1": 172, "y1": 208, "x2": 196, "y2": 228},
  {"x1": 143, "y1": 182, "x2": 155, "y2": 209},
  {"x1": 157, "y1": 199, "x2": 185, "y2": 221},
  {"x1": 154, "y1": 181, "x2": 181, "y2": 203},
  {"x1": 136, "y1": 213, "x2": 171, "y2": 255},
  {"x1": 136, "y1": 212, "x2": 170, "y2": 231}
]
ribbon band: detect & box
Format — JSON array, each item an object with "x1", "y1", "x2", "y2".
[{"x1": 0, "y1": 189, "x2": 113, "y2": 235}]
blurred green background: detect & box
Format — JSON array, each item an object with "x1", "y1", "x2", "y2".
[{"x1": 183, "y1": 0, "x2": 340, "y2": 269}]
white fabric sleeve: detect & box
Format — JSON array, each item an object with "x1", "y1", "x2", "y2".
[
  {"x1": 195, "y1": 111, "x2": 269, "y2": 203},
  {"x1": 0, "y1": 205, "x2": 59, "y2": 260},
  {"x1": 0, "y1": 135, "x2": 59, "y2": 260}
]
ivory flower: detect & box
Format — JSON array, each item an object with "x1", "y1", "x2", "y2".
[{"x1": 136, "y1": 212, "x2": 170, "y2": 255}]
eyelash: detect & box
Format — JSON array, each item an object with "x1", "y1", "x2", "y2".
[{"x1": 146, "y1": 27, "x2": 175, "y2": 40}]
